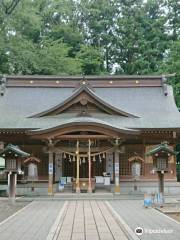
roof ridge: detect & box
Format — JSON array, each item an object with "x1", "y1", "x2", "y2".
[{"x1": 4, "y1": 74, "x2": 175, "y2": 81}]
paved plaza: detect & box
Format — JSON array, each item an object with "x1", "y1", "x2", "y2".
[
  {"x1": 109, "y1": 200, "x2": 180, "y2": 240},
  {"x1": 0, "y1": 199, "x2": 180, "y2": 240},
  {"x1": 0, "y1": 201, "x2": 64, "y2": 240}
]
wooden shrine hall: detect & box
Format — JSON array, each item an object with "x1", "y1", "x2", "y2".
[{"x1": 0, "y1": 75, "x2": 180, "y2": 195}]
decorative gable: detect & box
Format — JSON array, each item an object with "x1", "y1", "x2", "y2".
[{"x1": 30, "y1": 85, "x2": 139, "y2": 118}]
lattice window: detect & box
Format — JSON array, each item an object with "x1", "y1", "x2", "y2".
[
  {"x1": 6, "y1": 159, "x2": 16, "y2": 170},
  {"x1": 155, "y1": 158, "x2": 168, "y2": 171}
]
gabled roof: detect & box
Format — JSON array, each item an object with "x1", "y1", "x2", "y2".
[
  {"x1": 24, "y1": 156, "x2": 41, "y2": 163},
  {"x1": 0, "y1": 75, "x2": 180, "y2": 131},
  {"x1": 30, "y1": 85, "x2": 139, "y2": 118}
]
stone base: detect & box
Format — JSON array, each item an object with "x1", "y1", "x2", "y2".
[{"x1": 12, "y1": 180, "x2": 180, "y2": 196}]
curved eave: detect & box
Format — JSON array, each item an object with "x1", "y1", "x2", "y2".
[
  {"x1": 29, "y1": 85, "x2": 139, "y2": 118},
  {"x1": 28, "y1": 120, "x2": 140, "y2": 136},
  {"x1": 146, "y1": 146, "x2": 177, "y2": 156},
  {"x1": 0, "y1": 145, "x2": 30, "y2": 158}
]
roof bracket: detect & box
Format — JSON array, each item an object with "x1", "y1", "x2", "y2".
[{"x1": 0, "y1": 76, "x2": 6, "y2": 96}]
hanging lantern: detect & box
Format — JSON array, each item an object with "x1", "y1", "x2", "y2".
[
  {"x1": 82, "y1": 157, "x2": 86, "y2": 163},
  {"x1": 63, "y1": 152, "x2": 66, "y2": 159},
  {"x1": 69, "y1": 156, "x2": 72, "y2": 162},
  {"x1": 102, "y1": 152, "x2": 106, "y2": 159},
  {"x1": 73, "y1": 155, "x2": 76, "y2": 162},
  {"x1": 93, "y1": 156, "x2": 96, "y2": 162}
]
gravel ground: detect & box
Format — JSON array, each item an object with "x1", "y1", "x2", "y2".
[
  {"x1": 156, "y1": 203, "x2": 180, "y2": 223},
  {"x1": 166, "y1": 213, "x2": 180, "y2": 222},
  {"x1": 0, "y1": 198, "x2": 30, "y2": 223}
]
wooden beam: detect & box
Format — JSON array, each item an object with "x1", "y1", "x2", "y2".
[
  {"x1": 55, "y1": 134, "x2": 110, "y2": 139},
  {"x1": 53, "y1": 146, "x2": 113, "y2": 154}
]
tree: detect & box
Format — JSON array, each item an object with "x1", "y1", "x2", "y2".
[
  {"x1": 77, "y1": 45, "x2": 106, "y2": 75},
  {"x1": 162, "y1": 40, "x2": 180, "y2": 107},
  {"x1": 115, "y1": 0, "x2": 168, "y2": 74},
  {"x1": 76, "y1": 0, "x2": 119, "y2": 72},
  {"x1": 166, "y1": 0, "x2": 180, "y2": 41},
  {"x1": 0, "y1": 0, "x2": 83, "y2": 75},
  {"x1": 114, "y1": 0, "x2": 144, "y2": 74},
  {"x1": 0, "y1": 0, "x2": 179, "y2": 79},
  {"x1": 0, "y1": 0, "x2": 21, "y2": 15},
  {"x1": 37, "y1": 39, "x2": 82, "y2": 75}
]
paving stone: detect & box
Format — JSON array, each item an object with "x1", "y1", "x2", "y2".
[
  {"x1": 86, "y1": 235, "x2": 99, "y2": 240},
  {"x1": 0, "y1": 200, "x2": 131, "y2": 240},
  {"x1": 0, "y1": 201, "x2": 65, "y2": 240},
  {"x1": 99, "y1": 233, "x2": 114, "y2": 240},
  {"x1": 71, "y1": 233, "x2": 85, "y2": 240},
  {"x1": 109, "y1": 200, "x2": 180, "y2": 240}
]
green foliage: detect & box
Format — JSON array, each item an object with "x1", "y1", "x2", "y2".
[
  {"x1": 0, "y1": 35, "x2": 37, "y2": 74},
  {"x1": 161, "y1": 40, "x2": 180, "y2": 107},
  {"x1": 77, "y1": 45, "x2": 106, "y2": 75},
  {"x1": 37, "y1": 39, "x2": 82, "y2": 75},
  {"x1": 0, "y1": 0, "x2": 179, "y2": 105},
  {"x1": 115, "y1": 0, "x2": 168, "y2": 74}
]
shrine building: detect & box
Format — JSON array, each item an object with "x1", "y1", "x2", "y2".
[{"x1": 0, "y1": 75, "x2": 180, "y2": 195}]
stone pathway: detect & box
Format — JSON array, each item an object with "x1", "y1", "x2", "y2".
[
  {"x1": 0, "y1": 201, "x2": 64, "y2": 240},
  {"x1": 51, "y1": 201, "x2": 128, "y2": 240},
  {"x1": 2, "y1": 199, "x2": 179, "y2": 240},
  {"x1": 109, "y1": 200, "x2": 180, "y2": 240}
]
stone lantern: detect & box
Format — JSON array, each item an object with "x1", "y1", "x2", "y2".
[
  {"x1": 0, "y1": 144, "x2": 30, "y2": 203},
  {"x1": 146, "y1": 142, "x2": 176, "y2": 201}
]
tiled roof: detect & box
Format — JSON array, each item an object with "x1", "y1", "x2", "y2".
[
  {"x1": 0, "y1": 144, "x2": 30, "y2": 157},
  {"x1": 0, "y1": 75, "x2": 180, "y2": 131},
  {"x1": 146, "y1": 143, "x2": 177, "y2": 156}
]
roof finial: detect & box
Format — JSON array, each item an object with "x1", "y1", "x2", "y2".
[
  {"x1": 162, "y1": 75, "x2": 167, "y2": 83},
  {"x1": 0, "y1": 75, "x2": 6, "y2": 96},
  {"x1": 81, "y1": 75, "x2": 86, "y2": 85}
]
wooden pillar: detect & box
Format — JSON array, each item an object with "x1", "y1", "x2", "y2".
[
  {"x1": 158, "y1": 171, "x2": 164, "y2": 195},
  {"x1": 8, "y1": 172, "x2": 17, "y2": 204},
  {"x1": 0, "y1": 141, "x2": 4, "y2": 151},
  {"x1": 76, "y1": 141, "x2": 80, "y2": 193},
  {"x1": 48, "y1": 151, "x2": 54, "y2": 195},
  {"x1": 88, "y1": 139, "x2": 92, "y2": 193},
  {"x1": 114, "y1": 151, "x2": 120, "y2": 194}
]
